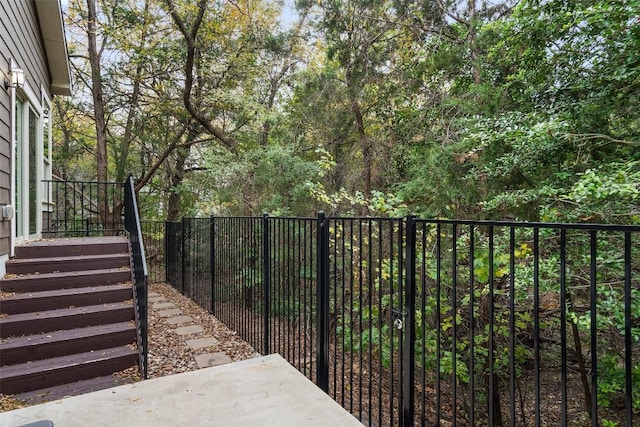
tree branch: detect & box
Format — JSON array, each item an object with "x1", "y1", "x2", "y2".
[
  {"x1": 163, "y1": 0, "x2": 238, "y2": 152},
  {"x1": 566, "y1": 133, "x2": 640, "y2": 146},
  {"x1": 135, "y1": 121, "x2": 190, "y2": 192}
]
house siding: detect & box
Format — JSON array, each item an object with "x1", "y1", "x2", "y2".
[{"x1": 0, "y1": 0, "x2": 55, "y2": 256}]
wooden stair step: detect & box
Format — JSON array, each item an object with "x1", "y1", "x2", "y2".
[
  {"x1": 0, "y1": 302, "x2": 135, "y2": 338},
  {"x1": 6, "y1": 253, "x2": 131, "y2": 275},
  {"x1": 0, "y1": 322, "x2": 137, "y2": 366},
  {"x1": 15, "y1": 236, "x2": 129, "y2": 259},
  {"x1": 1, "y1": 284, "x2": 133, "y2": 314},
  {"x1": 14, "y1": 374, "x2": 138, "y2": 406},
  {"x1": 0, "y1": 345, "x2": 139, "y2": 395},
  {"x1": 0, "y1": 268, "x2": 131, "y2": 293}
]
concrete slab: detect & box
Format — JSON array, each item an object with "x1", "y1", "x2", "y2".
[
  {"x1": 147, "y1": 292, "x2": 162, "y2": 298},
  {"x1": 195, "y1": 352, "x2": 232, "y2": 368},
  {"x1": 157, "y1": 308, "x2": 181, "y2": 317},
  {"x1": 185, "y1": 336, "x2": 218, "y2": 349},
  {"x1": 165, "y1": 315, "x2": 194, "y2": 325},
  {"x1": 174, "y1": 325, "x2": 204, "y2": 335},
  {"x1": 148, "y1": 296, "x2": 166, "y2": 302},
  {"x1": 152, "y1": 302, "x2": 175, "y2": 309},
  {"x1": 0, "y1": 355, "x2": 362, "y2": 427}
]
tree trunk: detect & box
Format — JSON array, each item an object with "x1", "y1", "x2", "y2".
[
  {"x1": 166, "y1": 147, "x2": 188, "y2": 222},
  {"x1": 116, "y1": 0, "x2": 150, "y2": 182},
  {"x1": 351, "y1": 98, "x2": 372, "y2": 199},
  {"x1": 467, "y1": 0, "x2": 481, "y2": 86},
  {"x1": 86, "y1": 0, "x2": 110, "y2": 229}
]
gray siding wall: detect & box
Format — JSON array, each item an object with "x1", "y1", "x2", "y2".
[{"x1": 0, "y1": 0, "x2": 53, "y2": 255}]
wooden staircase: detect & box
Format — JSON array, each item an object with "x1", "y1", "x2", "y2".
[{"x1": 0, "y1": 237, "x2": 140, "y2": 403}]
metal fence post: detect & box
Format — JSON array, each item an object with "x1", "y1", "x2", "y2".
[
  {"x1": 263, "y1": 213, "x2": 271, "y2": 355},
  {"x1": 403, "y1": 215, "x2": 417, "y2": 426},
  {"x1": 164, "y1": 221, "x2": 170, "y2": 284},
  {"x1": 316, "y1": 211, "x2": 330, "y2": 393},
  {"x1": 210, "y1": 216, "x2": 216, "y2": 314},
  {"x1": 181, "y1": 217, "x2": 186, "y2": 294}
]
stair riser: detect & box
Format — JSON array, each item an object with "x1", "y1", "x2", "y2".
[
  {"x1": 6, "y1": 256, "x2": 130, "y2": 275},
  {"x1": 0, "y1": 308, "x2": 135, "y2": 339},
  {"x1": 15, "y1": 243, "x2": 129, "y2": 259},
  {"x1": 1, "y1": 288, "x2": 133, "y2": 315},
  {"x1": 0, "y1": 270, "x2": 131, "y2": 293},
  {"x1": 0, "y1": 353, "x2": 139, "y2": 395},
  {"x1": 0, "y1": 329, "x2": 136, "y2": 366}
]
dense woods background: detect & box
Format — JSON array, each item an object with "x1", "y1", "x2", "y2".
[
  {"x1": 53, "y1": 2, "x2": 638, "y2": 424},
  {"x1": 56, "y1": 0, "x2": 639, "y2": 221}
]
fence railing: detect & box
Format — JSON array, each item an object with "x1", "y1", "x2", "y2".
[
  {"x1": 42, "y1": 180, "x2": 124, "y2": 236},
  {"x1": 140, "y1": 221, "x2": 166, "y2": 284},
  {"x1": 165, "y1": 214, "x2": 639, "y2": 427},
  {"x1": 123, "y1": 176, "x2": 148, "y2": 379}
]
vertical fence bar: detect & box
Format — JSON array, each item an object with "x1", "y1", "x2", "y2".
[
  {"x1": 341, "y1": 219, "x2": 347, "y2": 408},
  {"x1": 303, "y1": 219, "x2": 309, "y2": 379},
  {"x1": 263, "y1": 213, "x2": 270, "y2": 355},
  {"x1": 397, "y1": 218, "x2": 404, "y2": 427},
  {"x1": 509, "y1": 227, "x2": 516, "y2": 426},
  {"x1": 368, "y1": 219, "x2": 374, "y2": 426},
  {"x1": 452, "y1": 223, "x2": 458, "y2": 427},
  {"x1": 624, "y1": 232, "x2": 633, "y2": 427},
  {"x1": 377, "y1": 220, "x2": 383, "y2": 421},
  {"x1": 297, "y1": 219, "x2": 303, "y2": 374},
  {"x1": 332, "y1": 218, "x2": 338, "y2": 399},
  {"x1": 214, "y1": 216, "x2": 216, "y2": 316},
  {"x1": 285, "y1": 219, "x2": 290, "y2": 364},
  {"x1": 358, "y1": 219, "x2": 364, "y2": 420},
  {"x1": 235, "y1": 218, "x2": 239, "y2": 335},
  {"x1": 420, "y1": 222, "x2": 427, "y2": 427},
  {"x1": 403, "y1": 215, "x2": 416, "y2": 427},
  {"x1": 534, "y1": 228, "x2": 541, "y2": 427},
  {"x1": 488, "y1": 226, "x2": 495, "y2": 426},
  {"x1": 243, "y1": 219, "x2": 248, "y2": 342},
  {"x1": 560, "y1": 228, "x2": 568, "y2": 427},
  {"x1": 469, "y1": 224, "x2": 475, "y2": 426},
  {"x1": 590, "y1": 230, "x2": 598, "y2": 427},
  {"x1": 164, "y1": 221, "x2": 170, "y2": 284},
  {"x1": 348, "y1": 219, "x2": 355, "y2": 413},
  {"x1": 436, "y1": 223, "x2": 442, "y2": 424},
  {"x1": 316, "y1": 211, "x2": 329, "y2": 393},
  {"x1": 181, "y1": 217, "x2": 186, "y2": 294}
]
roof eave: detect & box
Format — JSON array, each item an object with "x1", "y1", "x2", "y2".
[{"x1": 35, "y1": 0, "x2": 72, "y2": 96}]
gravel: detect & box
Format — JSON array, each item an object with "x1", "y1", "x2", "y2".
[{"x1": 147, "y1": 282, "x2": 259, "y2": 378}]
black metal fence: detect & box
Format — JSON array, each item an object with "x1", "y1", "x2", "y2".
[
  {"x1": 42, "y1": 180, "x2": 123, "y2": 236},
  {"x1": 166, "y1": 215, "x2": 639, "y2": 427},
  {"x1": 41, "y1": 179, "x2": 164, "y2": 284},
  {"x1": 140, "y1": 221, "x2": 166, "y2": 284}
]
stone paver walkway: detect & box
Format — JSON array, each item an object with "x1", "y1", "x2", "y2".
[{"x1": 147, "y1": 291, "x2": 233, "y2": 369}]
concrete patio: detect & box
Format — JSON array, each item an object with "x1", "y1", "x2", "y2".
[{"x1": 0, "y1": 354, "x2": 363, "y2": 427}]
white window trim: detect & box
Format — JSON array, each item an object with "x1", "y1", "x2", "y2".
[
  {"x1": 10, "y1": 62, "x2": 45, "y2": 254},
  {"x1": 41, "y1": 86, "x2": 54, "y2": 214}
]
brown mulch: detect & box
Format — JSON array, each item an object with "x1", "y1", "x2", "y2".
[{"x1": 147, "y1": 282, "x2": 259, "y2": 378}]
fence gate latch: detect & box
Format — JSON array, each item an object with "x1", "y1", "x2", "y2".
[{"x1": 391, "y1": 309, "x2": 406, "y2": 330}]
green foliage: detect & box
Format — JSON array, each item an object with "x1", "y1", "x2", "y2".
[
  {"x1": 58, "y1": 0, "x2": 640, "y2": 418},
  {"x1": 191, "y1": 145, "x2": 324, "y2": 216}
]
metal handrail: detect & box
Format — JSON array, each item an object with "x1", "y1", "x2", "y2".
[{"x1": 123, "y1": 176, "x2": 148, "y2": 379}]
